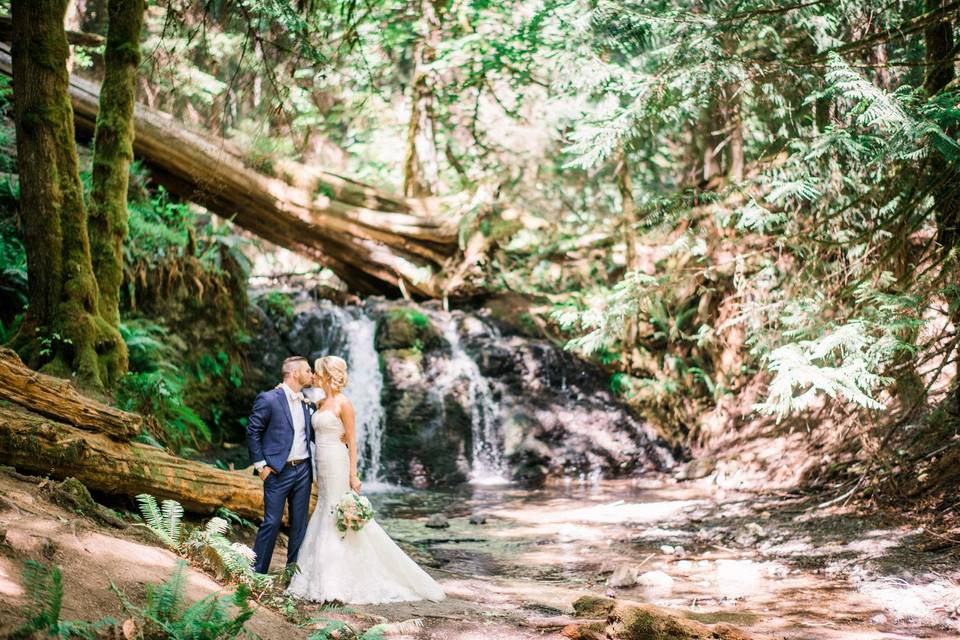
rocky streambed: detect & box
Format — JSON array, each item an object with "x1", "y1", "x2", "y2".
[{"x1": 302, "y1": 477, "x2": 960, "y2": 639}]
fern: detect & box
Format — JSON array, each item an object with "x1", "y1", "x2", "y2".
[
  {"x1": 136, "y1": 493, "x2": 184, "y2": 549},
  {"x1": 12, "y1": 561, "x2": 114, "y2": 639},
  {"x1": 113, "y1": 562, "x2": 255, "y2": 640}
]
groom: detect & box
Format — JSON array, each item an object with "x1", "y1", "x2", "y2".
[{"x1": 247, "y1": 355, "x2": 315, "y2": 574}]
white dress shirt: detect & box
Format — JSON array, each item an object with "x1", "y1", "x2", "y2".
[{"x1": 254, "y1": 383, "x2": 310, "y2": 471}]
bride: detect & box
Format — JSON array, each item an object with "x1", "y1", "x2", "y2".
[{"x1": 287, "y1": 355, "x2": 446, "y2": 604}]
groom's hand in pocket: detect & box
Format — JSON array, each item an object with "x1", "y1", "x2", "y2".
[{"x1": 258, "y1": 466, "x2": 274, "y2": 481}]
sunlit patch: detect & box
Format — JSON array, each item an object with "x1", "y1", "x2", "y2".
[
  {"x1": 0, "y1": 562, "x2": 24, "y2": 598},
  {"x1": 859, "y1": 577, "x2": 960, "y2": 630}
]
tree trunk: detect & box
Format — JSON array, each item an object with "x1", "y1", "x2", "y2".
[
  {"x1": 924, "y1": 0, "x2": 959, "y2": 250},
  {"x1": 617, "y1": 146, "x2": 639, "y2": 343},
  {"x1": 724, "y1": 83, "x2": 745, "y2": 183},
  {"x1": 88, "y1": 0, "x2": 144, "y2": 337},
  {"x1": 701, "y1": 94, "x2": 723, "y2": 184},
  {"x1": 0, "y1": 44, "x2": 463, "y2": 299},
  {"x1": 402, "y1": 0, "x2": 444, "y2": 198},
  {"x1": 0, "y1": 348, "x2": 140, "y2": 440},
  {"x1": 9, "y1": 0, "x2": 124, "y2": 389},
  {"x1": 0, "y1": 403, "x2": 263, "y2": 518}
]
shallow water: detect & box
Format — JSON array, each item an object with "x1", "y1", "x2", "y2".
[{"x1": 327, "y1": 477, "x2": 960, "y2": 639}]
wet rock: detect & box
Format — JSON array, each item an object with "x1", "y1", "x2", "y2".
[
  {"x1": 637, "y1": 570, "x2": 674, "y2": 590},
  {"x1": 673, "y1": 545, "x2": 686, "y2": 558},
  {"x1": 425, "y1": 514, "x2": 449, "y2": 529},
  {"x1": 606, "y1": 599, "x2": 769, "y2": 639},
  {"x1": 607, "y1": 565, "x2": 640, "y2": 587},
  {"x1": 468, "y1": 513, "x2": 487, "y2": 525},
  {"x1": 572, "y1": 595, "x2": 616, "y2": 618},
  {"x1": 378, "y1": 347, "x2": 471, "y2": 487},
  {"x1": 675, "y1": 457, "x2": 717, "y2": 481},
  {"x1": 375, "y1": 307, "x2": 447, "y2": 352}
]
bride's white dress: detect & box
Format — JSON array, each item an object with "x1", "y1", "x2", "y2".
[{"x1": 287, "y1": 409, "x2": 446, "y2": 604}]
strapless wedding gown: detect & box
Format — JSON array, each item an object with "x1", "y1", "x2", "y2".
[{"x1": 286, "y1": 409, "x2": 445, "y2": 604}]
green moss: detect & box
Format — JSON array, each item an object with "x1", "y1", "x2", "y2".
[{"x1": 375, "y1": 308, "x2": 445, "y2": 351}]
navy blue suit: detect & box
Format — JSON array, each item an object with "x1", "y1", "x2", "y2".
[{"x1": 246, "y1": 387, "x2": 314, "y2": 574}]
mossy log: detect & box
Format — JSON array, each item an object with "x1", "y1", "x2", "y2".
[
  {"x1": 0, "y1": 43, "x2": 463, "y2": 298},
  {"x1": 570, "y1": 596, "x2": 771, "y2": 640},
  {"x1": 0, "y1": 346, "x2": 139, "y2": 441},
  {"x1": 0, "y1": 403, "x2": 263, "y2": 518}
]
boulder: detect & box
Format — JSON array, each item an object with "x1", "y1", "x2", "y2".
[
  {"x1": 675, "y1": 457, "x2": 717, "y2": 481},
  {"x1": 572, "y1": 595, "x2": 616, "y2": 618},
  {"x1": 637, "y1": 570, "x2": 674, "y2": 590},
  {"x1": 468, "y1": 513, "x2": 487, "y2": 525},
  {"x1": 374, "y1": 307, "x2": 447, "y2": 352},
  {"x1": 607, "y1": 565, "x2": 640, "y2": 588},
  {"x1": 425, "y1": 514, "x2": 450, "y2": 529}
]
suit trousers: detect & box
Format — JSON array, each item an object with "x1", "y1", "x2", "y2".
[{"x1": 252, "y1": 461, "x2": 312, "y2": 574}]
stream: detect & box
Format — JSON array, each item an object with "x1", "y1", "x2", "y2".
[{"x1": 297, "y1": 479, "x2": 960, "y2": 640}]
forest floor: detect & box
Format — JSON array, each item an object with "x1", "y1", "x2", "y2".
[{"x1": 1, "y1": 469, "x2": 959, "y2": 639}]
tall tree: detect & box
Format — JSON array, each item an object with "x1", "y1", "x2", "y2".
[
  {"x1": 10, "y1": 0, "x2": 124, "y2": 389},
  {"x1": 89, "y1": 0, "x2": 145, "y2": 331},
  {"x1": 924, "y1": 0, "x2": 959, "y2": 250},
  {"x1": 403, "y1": 0, "x2": 445, "y2": 197}
]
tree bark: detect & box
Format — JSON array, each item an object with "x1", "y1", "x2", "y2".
[
  {"x1": 0, "y1": 44, "x2": 463, "y2": 298},
  {"x1": 724, "y1": 83, "x2": 745, "y2": 183},
  {"x1": 0, "y1": 403, "x2": 263, "y2": 518},
  {"x1": 403, "y1": 0, "x2": 444, "y2": 198},
  {"x1": 924, "y1": 0, "x2": 959, "y2": 250},
  {"x1": 617, "y1": 146, "x2": 639, "y2": 343},
  {"x1": 0, "y1": 347, "x2": 140, "y2": 439},
  {"x1": 88, "y1": 0, "x2": 144, "y2": 337},
  {"x1": 9, "y1": 0, "x2": 125, "y2": 389}
]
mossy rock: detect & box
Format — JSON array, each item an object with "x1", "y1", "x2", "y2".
[
  {"x1": 607, "y1": 601, "x2": 764, "y2": 640},
  {"x1": 44, "y1": 477, "x2": 126, "y2": 528},
  {"x1": 573, "y1": 595, "x2": 616, "y2": 619},
  {"x1": 375, "y1": 308, "x2": 446, "y2": 352}
]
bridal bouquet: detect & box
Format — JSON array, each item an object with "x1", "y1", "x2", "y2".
[{"x1": 332, "y1": 491, "x2": 374, "y2": 536}]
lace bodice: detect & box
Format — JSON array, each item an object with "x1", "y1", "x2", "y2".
[{"x1": 312, "y1": 409, "x2": 345, "y2": 445}]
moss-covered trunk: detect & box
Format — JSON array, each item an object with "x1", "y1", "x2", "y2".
[
  {"x1": 10, "y1": 0, "x2": 124, "y2": 388},
  {"x1": 89, "y1": 0, "x2": 144, "y2": 331}
]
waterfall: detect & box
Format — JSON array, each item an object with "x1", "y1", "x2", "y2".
[
  {"x1": 431, "y1": 312, "x2": 509, "y2": 484},
  {"x1": 299, "y1": 303, "x2": 387, "y2": 485},
  {"x1": 341, "y1": 312, "x2": 387, "y2": 483}
]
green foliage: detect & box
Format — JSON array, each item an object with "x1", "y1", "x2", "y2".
[
  {"x1": 111, "y1": 562, "x2": 255, "y2": 640},
  {"x1": 257, "y1": 291, "x2": 295, "y2": 322},
  {"x1": 136, "y1": 495, "x2": 273, "y2": 594},
  {"x1": 12, "y1": 561, "x2": 114, "y2": 639},
  {"x1": 136, "y1": 494, "x2": 185, "y2": 549},
  {"x1": 118, "y1": 320, "x2": 213, "y2": 451}
]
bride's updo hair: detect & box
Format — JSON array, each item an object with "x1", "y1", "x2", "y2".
[{"x1": 315, "y1": 355, "x2": 348, "y2": 393}]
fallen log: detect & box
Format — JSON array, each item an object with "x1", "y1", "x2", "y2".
[
  {"x1": 0, "y1": 348, "x2": 140, "y2": 440},
  {"x1": 0, "y1": 403, "x2": 263, "y2": 518},
  {"x1": 570, "y1": 595, "x2": 773, "y2": 640},
  {"x1": 0, "y1": 43, "x2": 464, "y2": 298}
]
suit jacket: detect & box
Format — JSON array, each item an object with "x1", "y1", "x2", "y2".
[{"x1": 246, "y1": 387, "x2": 314, "y2": 476}]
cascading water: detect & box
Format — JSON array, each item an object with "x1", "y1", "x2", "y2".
[
  {"x1": 297, "y1": 303, "x2": 388, "y2": 486},
  {"x1": 257, "y1": 294, "x2": 669, "y2": 489},
  {"x1": 429, "y1": 312, "x2": 509, "y2": 484}
]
